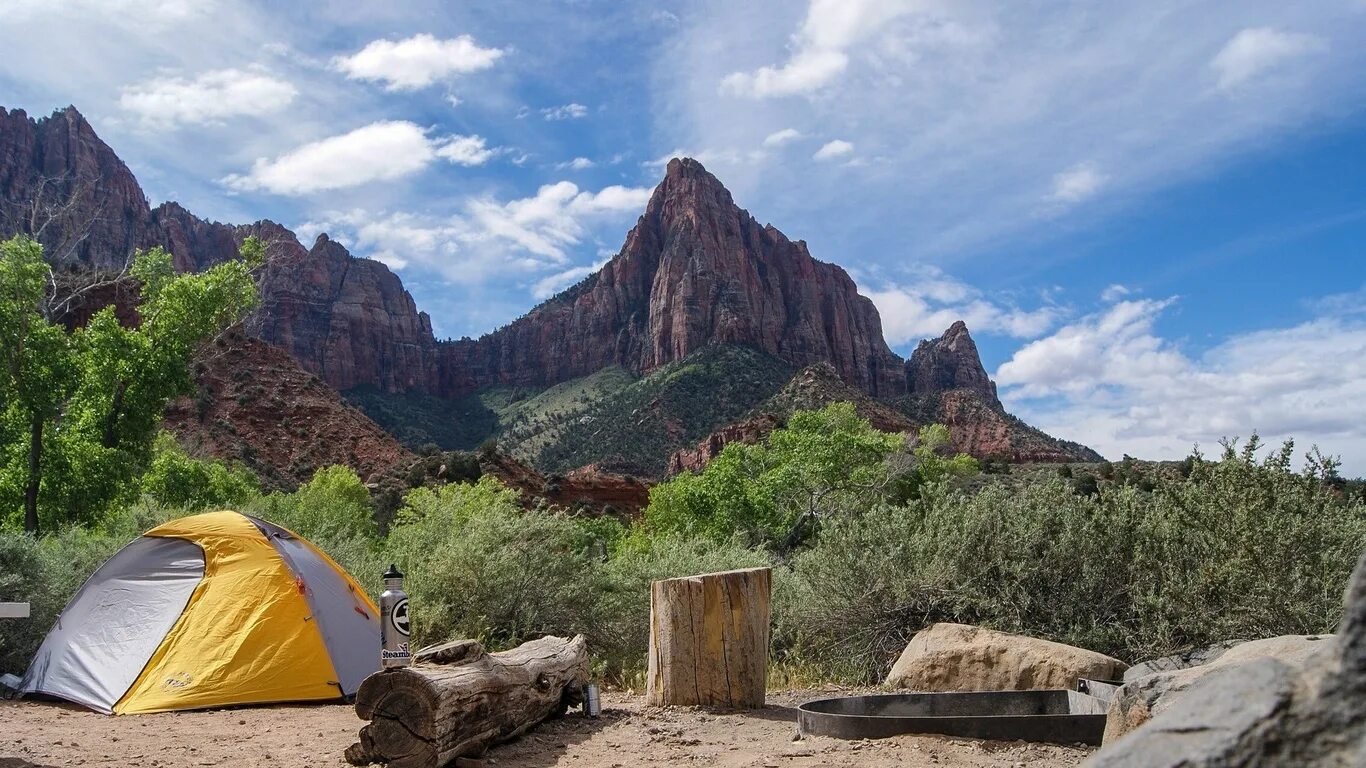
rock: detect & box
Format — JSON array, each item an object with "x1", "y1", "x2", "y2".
[
  {"x1": 441, "y1": 158, "x2": 908, "y2": 398},
  {"x1": 885, "y1": 623, "x2": 1128, "y2": 692},
  {"x1": 667, "y1": 414, "x2": 785, "y2": 475},
  {"x1": 1103, "y1": 635, "x2": 1333, "y2": 742},
  {"x1": 1121, "y1": 640, "x2": 1246, "y2": 682},
  {"x1": 1085, "y1": 549, "x2": 1366, "y2": 767},
  {"x1": 906, "y1": 321, "x2": 1000, "y2": 406}
]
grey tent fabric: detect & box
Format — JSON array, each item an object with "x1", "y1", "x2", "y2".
[
  {"x1": 248, "y1": 516, "x2": 379, "y2": 694},
  {"x1": 20, "y1": 536, "x2": 204, "y2": 713}
]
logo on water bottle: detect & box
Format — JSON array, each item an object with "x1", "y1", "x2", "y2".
[{"x1": 391, "y1": 597, "x2": 410, "y2": 637}]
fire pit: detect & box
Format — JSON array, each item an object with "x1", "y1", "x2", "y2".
[{"x1": 797, "y1": 690, "x2": 1108, "y2": 745}]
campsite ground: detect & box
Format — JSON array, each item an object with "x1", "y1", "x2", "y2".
[{"x1": 0, "y1": 689, "x2": 1093, "y2": 768}]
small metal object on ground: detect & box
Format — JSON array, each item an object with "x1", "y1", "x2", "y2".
[
  {"x1": 797, "y1": 690, "x2": 1107, "y2": 746},
  {"x1": 584, "y1": 684, "x2": 601, "y2": 717}
]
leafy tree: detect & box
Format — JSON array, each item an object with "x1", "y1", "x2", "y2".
[
  {"x1": 885, "y1": 424, "x2": 980, "y2": 504},
  {"x1": 643, "y1": 403, "x2": 903, "y2": 551},
  {"x1": 0, "y1": 235, "x2": 259, "y2": 532},
  {"x1": 139, "y1": 433, "x2": 259, "y2": 510}
]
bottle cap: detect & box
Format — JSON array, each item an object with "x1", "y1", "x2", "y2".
[{"x1": 383, "y1": 564, "x2": 404, "y2": 580}]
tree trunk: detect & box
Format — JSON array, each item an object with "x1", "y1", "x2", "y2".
[
  {"x1": 345, "y1": 635, "x2": 589, "y2": 768},
  {"x1": 646, "y1": 567, "x2": 771, "y2": 708},
  {"x1": 23, "y1": 416, "x2": 41, "y2": 534}
]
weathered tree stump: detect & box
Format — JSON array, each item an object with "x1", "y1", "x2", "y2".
[
  {"x1": 344, "y1": 634, "x2": 589, "y2": 768},
  {"x1": 646, "y1": 567, "x2": 771, "y2": 708}
]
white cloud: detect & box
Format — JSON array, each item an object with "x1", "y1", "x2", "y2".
[
  {"x1": 862, "y1": 267, "x2": 1063, "y2": 346},
  {"x1": 542, "y1": 103, "x2": 589, "y2": 120},
  {"x1": 1049, "y1": 163, "x2": 1107, "y2": 204},
  {"x1": 996, "y1": 298, "x2": 1366, "y2": 473},
  {"x1": 118, "y1": 68, "x2": 296, "y2": 127},
  {"x1": 663, "y1": 2, "x2": 1366, "y2": 259},
  {"x1": 813, "y1": 139, "x2": 854, "y2": 161},
  {"x1": 1100, "y1": 284, "x2": 1131, "y2": 302},
  {"x1": 224, "y1": 121, "x2": 498, "y2": 195},
  {"x1": 531, "y1": 259, "x2": 609, "y2": 299},
  {"x1": 721, "y1": 0, "x2": 916, "y2": 98},
  {"x1": 304, "y1": 182, "x2": 652, "y2": 286},
  {"x1": 333, "y1": 33, "x2": 504, "y2": 91},
  {"x1": 557, "y1": 157, "x2": 596, "y2": 170},
  {"x1": 762, "y1": 128, "x2": 803, "y2": 147},
  {"x1": 436, "y1": 134, "x2": 498, "y2": 166},
  {"x1": 1212, "y1": 28, "x2": 1323, "y2": 90}
]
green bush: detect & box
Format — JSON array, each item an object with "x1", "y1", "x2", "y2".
[
  {"x1": 383, "y1": 478, "x2": 598, "y2": 650},
  {"x1": 140, "y1": 433, "x2": 260, "y2": 510},
  {"x1": 779, "y1": 439, "x2": 1366, "y2": 682}
]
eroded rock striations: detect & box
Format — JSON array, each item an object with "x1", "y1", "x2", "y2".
[
  {"x1": 907, "y1": 320, "x2": 1000, "y2": 406},
  {"x1": 443, "y1": 158, "x2": 907, "y2": 397}
]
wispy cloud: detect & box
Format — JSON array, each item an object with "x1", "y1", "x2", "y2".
[
  {"x1": 119, "y1": 68, "x2": 296, "y2": 127},
  {"x1": 1212, "y1": 27, "x2": 1323, "y2": 91},
  {"x1": 1049, "y1": 163, "x2": 1107, "y2": 204},
  {"x1": 762, "y1": 128, "x2": 803, "y2": 147},
  {"x1": 333, "y1": 33, "x2": 504, "y2": 91},
  {"x1": 223, "y1": 121, "x2": 499, "y2": 195},
  {"x1": 813, "y1": 139, "x2": 853, "y2": 161},
  {"x1": 721, "y1": 0, "x2": 916, "y2": 98},
  {"x1": 304, "y1": 181, "x2": 651, "y2": 286},
  {"x1": 861, "y1": 266, "x2": 1063, "y2": 346},
  {"x1": 542, "y1": 103, "x2": 588, "y2": 120}
]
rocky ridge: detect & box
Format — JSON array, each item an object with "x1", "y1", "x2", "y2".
[{"x1": 1, "y1": 105, "x2": 1100, "y2": 474}]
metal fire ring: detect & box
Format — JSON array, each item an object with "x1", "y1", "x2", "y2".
[{"x1": 796, "y1": 690, "x2": 1108, "y2": 746}]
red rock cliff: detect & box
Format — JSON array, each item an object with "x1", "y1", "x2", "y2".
[{"x1": 440, "y1": 158, "x2": 907, "y2": 397}]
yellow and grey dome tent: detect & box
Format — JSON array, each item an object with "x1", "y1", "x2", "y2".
[{"x1": 19, "y1": 510, "x2": 380, "y2": 714}]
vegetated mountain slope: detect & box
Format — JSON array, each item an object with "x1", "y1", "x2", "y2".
[
  {"x1": 667, "y1": 322, "x2": 1103, "y2": 473},
  {"x1": 163, "y1": 335, "x2": 416, "y2": 490},
  {"x1": 533, "y1": 344, "x2": 795, "y2": 477}
]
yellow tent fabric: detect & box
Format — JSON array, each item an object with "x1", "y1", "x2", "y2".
[{"x1": 112, "y1": 511, "x2": 374, "y2": 714}]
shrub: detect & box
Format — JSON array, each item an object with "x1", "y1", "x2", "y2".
[
  {"x1": 140, "y1": 433, "x2": 260, "y2": 510},
  {"x1": 247, "y1": 465, "x2": 382, "y2": 589},
  {"x1": 383, "y1": 478, "x2": 598, "y2": 650},
  {"x1": 779, "y1": 440, "x2": 1366, "y2": 682}
]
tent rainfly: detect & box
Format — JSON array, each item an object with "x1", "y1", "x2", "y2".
[{"x1": 20, "y1": 510, "x2": 380, "y2": 714}]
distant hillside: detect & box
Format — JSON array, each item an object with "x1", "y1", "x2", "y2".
[{"x1": 163, "y1": 335, "x2": 415, "y2": 490}]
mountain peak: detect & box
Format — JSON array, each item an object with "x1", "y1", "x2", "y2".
[{"x1": 907, "y1": 322, "x2": 1000, "y2": 406}]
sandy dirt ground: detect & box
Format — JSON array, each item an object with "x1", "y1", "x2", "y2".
[{"x1": 1, "y1": 690, "x2": 1093, "y2": 768}]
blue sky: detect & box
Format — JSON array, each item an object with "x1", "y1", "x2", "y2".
[{"x1": 2, "y1": 0, "x2": 1365, "y2": 471}]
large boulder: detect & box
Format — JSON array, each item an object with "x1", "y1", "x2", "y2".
[
  {"x1": 1104, "y1": 634, "x2": 1334, "y2": 742},
  {"x1": 1121, "y1": 640, "x2": 1246, "y2": 683},
  {"x1": 885, "y1": 623, "x2": 1128, "y2": 691},
  {"x1": 1085, "y1": 549, "x2": 1366, "y2": 767}
]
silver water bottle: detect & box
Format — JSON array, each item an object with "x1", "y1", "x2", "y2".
[{"x1": 379, "y1": 564, "x2": 412, "y2": 668}]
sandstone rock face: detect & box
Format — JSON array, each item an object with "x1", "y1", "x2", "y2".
[
  {"x1": 440, "y1": 158, "x2": 907, "y2": 397},
  {"x1": 1103, "y1": 635, "x2": 1334, "y2": 743},
  {"x1": 907, "y1": 321, "x2": 1000, "y2": 405},
  {"x1": 0, "y1": 106, "x2": 154, "y2": 271},
  {"x1": 253, "y1": 233, "x2": 439, "y2": 393},
  {"x1": 667, "y1": 414, "x2": 785, "y2": 475},
  {"x1": 885, "y1": 623, "x2": 1128, "y2": 692},
  {"x1": 1085, "y1": 550, "x2": 1366, "y2": 767}
]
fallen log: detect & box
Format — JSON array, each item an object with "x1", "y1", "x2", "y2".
[
  {"x1": 345, "y1": 634, "x2": 589, "y2": 768},
  {"x1": 646, "y1": 567, "x2": 771, "y2": 708}
]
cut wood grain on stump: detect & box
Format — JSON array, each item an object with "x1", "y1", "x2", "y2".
[
  {"x1": 344, "y1": 634, "x2": 589, "y2": 768},
  {"x1": 646, "y1": 567, "x2": 771, "y2": 708}
]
